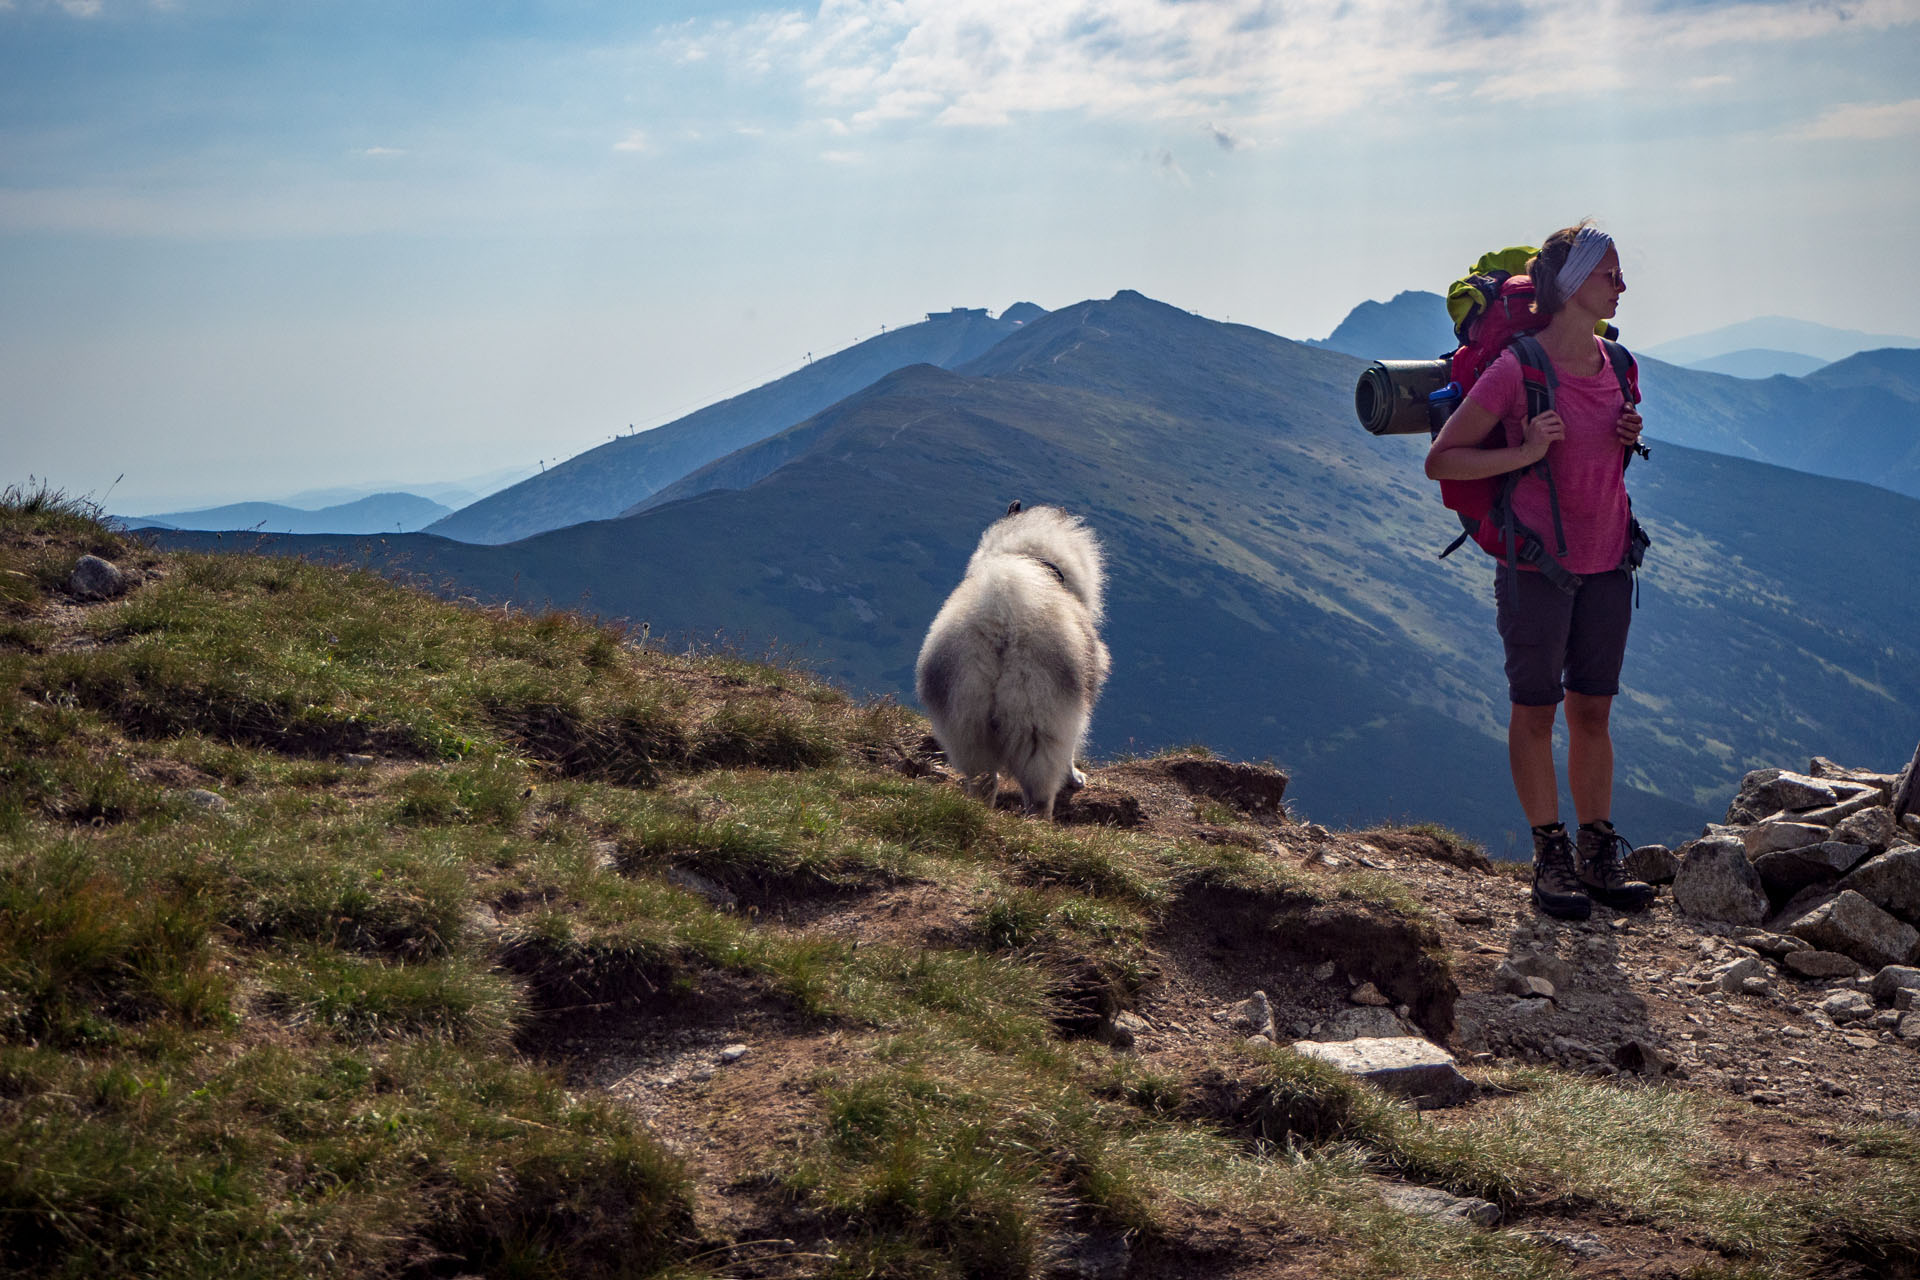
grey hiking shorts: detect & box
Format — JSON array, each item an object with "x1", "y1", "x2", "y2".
[{"x1": 1494, "y1": 567, "x2": 1633, "y2": 707}]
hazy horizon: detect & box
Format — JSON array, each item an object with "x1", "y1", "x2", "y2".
[{"x1": 6, "y1": 0, "x2": 1918, "y2": 512}]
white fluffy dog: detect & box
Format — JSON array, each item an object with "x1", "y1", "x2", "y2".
[{"x1": 915, "y1": 502, "x2": 1111, "y2": 820}]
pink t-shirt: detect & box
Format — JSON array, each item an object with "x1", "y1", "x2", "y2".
[{"x1": 1463, "y1": 338, "x2": 1632, "y2": 575}]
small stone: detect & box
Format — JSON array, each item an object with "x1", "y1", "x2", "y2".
[
  {"x1": 1613, "y1": 1038, "x2": 1677, "y2": 1077},
  {"x1": 184, "y1": 788, "x2": 228, "y2": 811},
  {"x1": 1380, "y1": 1183, "x2": 1501, "y2": 1228},
  {"x1": 1350, "y1": 981, "x2": 1391, "y2": 1007},
  {"x1": 718, "y1": 1044, "x2": 750, "y2": 1064},
  {"x1": 1712, "y1": 956, "x2": 1768, "y2": 993},
  {"x1": 1625, "y1": 844, "x2": 1679, "y2": 884},
  {"x1": 1245, "y1": 1033, "x2": 1274, "y2": 1049},
  {"x1": 1312, "y1": 960, "x2": 1338, "y2": 981},
  {"x1": 1107, "y1": 1010, "x2": 1152, "y2": 1048},
  {"x1": 1819, "y1": 990, "x2": 1875, "y2": 1023},
  {"x1": 1739, "y1": 976, "x2": 1773, "y2": 996},
  {"x1": 1783, "y1": 950, "x2": 1863, "y2": 979},
  {"x1": 1733, "y1": 927, "x2": 1810, "y2": 957},
  {"x1": 1232, "y1": 990, "x2": 1275, "y2": 1039},
  {"x1": 1870, "y1": 966, "x2": 1920, "y2": 1005},
  {"x1": 342, "y1": 753, "x2": 376, "y2": 767},
  {"x1": 1502, "y1": 949, "x2": 1574, "y2": 990},
  {"x1": 1509, "y1": 997, "x2": 1553, "y2": 1017},
  {"x1": 1525, "y1": 1229, "x2": 1612, "y2": 1259},
  {"x1": 68, "y1": 554, "x2": 127, "y2": 601},
  {"x1": 1290, "y1": 1036, "x2": 1475, "y2": 1109}
]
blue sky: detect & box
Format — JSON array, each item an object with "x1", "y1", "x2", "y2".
[{"x1": 4, "y1": 0, "x2": 1917, "y2": 512}]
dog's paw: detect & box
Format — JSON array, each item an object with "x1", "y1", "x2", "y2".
[{"x1": 1067, "y1": 767, "x2": 1087, "y2": 792}]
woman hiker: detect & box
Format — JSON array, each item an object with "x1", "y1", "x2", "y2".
[{"x1": 1425, "y1": 222, "x2": 1656, "y2": 921}]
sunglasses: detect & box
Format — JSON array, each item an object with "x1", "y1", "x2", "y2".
[{"x1": 1598, "y1": 269, "x2": 1626, "y2": 289}]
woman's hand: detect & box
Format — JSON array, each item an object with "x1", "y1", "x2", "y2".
[
  {"x1": 1614, "y1": 408, "x2": 1644, "y2": 449},
  {"x1": 1521, "y1": 410, "x2": 1565, "y2": 463}
]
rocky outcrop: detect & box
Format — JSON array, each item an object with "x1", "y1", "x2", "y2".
[{"x1": 1691, "y1": 750, "x2": 1920, "y2": 971}]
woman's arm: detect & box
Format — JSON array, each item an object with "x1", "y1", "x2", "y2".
[{"x1": 1425, "y1": 397, "x2": 1560, "y2": 481}]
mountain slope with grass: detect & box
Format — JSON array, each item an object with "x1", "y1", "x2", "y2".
[
  {"x1": 157, "y1": 291, "x2": 1920, "y2": 857},
  {"x1": 426, "y1": 306, "x2": 1039, "y2": 545},
  {"x1": 8, "y1": 489, "x2": 1920, "y2": 1280}
]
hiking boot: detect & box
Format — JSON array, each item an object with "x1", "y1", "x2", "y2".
[
  {"x1": 1575, "y1": 819, "x2": 1656, "y2": 911},
  {"x1": 1530, "y1": 823, "x2": 1591, "y2": 921}
]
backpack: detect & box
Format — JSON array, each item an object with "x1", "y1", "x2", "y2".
[{"x1": 1431, "y1": 247, "x2": 1649, "y2": 592}]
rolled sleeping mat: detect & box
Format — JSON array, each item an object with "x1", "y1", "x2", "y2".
[{"x1": 1355, "y1": 358, "x2": 1453, "y2": 436}]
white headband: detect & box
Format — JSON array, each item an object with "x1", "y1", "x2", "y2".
[{"x1": 1555, "y1": 227, "x2": 1614, "y2": 301}]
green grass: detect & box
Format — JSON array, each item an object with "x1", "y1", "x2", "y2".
[{"x1": 2, "y1": 491, "x2": 1914, "y2": 1280}]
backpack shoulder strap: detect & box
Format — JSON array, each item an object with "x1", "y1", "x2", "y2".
[
  {"x1": 1601, "y1": 338, "x2": 1638, "y2": 407},
  {"x1": 1509, "y1": 333, "x2": 1557, "y2": 422},
  {"x1": 1601, "y1": 338, "x2": 1652, "y2": 465}
]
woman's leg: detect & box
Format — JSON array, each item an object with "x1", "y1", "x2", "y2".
[
  {"x1": 1564, "y1": 690, "x2": 1613, "y2": 824},
  {"x1": 1508, "y1": 701, "x2": 1561, "y2": 827}
]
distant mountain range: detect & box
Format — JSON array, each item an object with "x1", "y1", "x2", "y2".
[
  {"x1": 1312, "y1": 291, "x2": 1920, "y2": 502},
  {"x1": 1641, "y1": 316, "x2": 1920, "y2": 367},
  {"x1": 125, "y1": 491, "x2": 453, "y2": 535},
  {"x1": 1679, "y1": 349, "x2": 1829, "y2": 380},
  {"x1": 425, "y1": 305, "x2": 1044, "y2": 545},
  {"x1": 154, "y1": 290, "x2": 1920, "y2": 857}
]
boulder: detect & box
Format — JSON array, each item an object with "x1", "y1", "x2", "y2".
[
  {"x1": 68, "y1": 554, "x2": 127, "y2": 601},
  {"x1": 1106, "y1": 1011, "x2": 1152, "y2": 1048},
  {"x1": 1797, "y1": 790, "x2": 1892, "y2": 827},
  {"x1": 1870, "y1": 966, "x2": 1920, "y2": 1005},
  {"x1": 1711, "y1": 956, "x2": 1769, "y2": 993},
  {"x1": 1726, "y1": 769, "x2": 1785, "y2": 824},
  {"x1": 1743, "y1": 821, "x2": 1833, "y2": 857},
  {"x1": 1672, "y1": 835, "x2": 1769, "y2": 925},
  {"x1": 1626, "y1": 843, "x2": 1678, "y2": 885},
  {"x1": 1837, "y1": 845, "x2": 1920, "y2": 924},
  {"x1": 1808, "y1": 758, "x2": 1898, "y2": 797},
  {"x1": 1782, "y1": 949, "x2": 1862, "y2": 979},
  {"x1": 1835, "y1": 806, "x2": 1899, "y2": 856},
  {"x1": 1752, "y1": 841, "x2": 1870, "y2": 899},
  {"x1": 1350, "y1": 981, "x2": 1391, "y2": 1007},
  {"x1": 1290, "y1": 1036, "x2": 1475, "y2": 1109},
  {"x1": 1786, "y1": 891, "x2": 1920, "y2": 971},
  {"x1": 1750, "y1": 772, "x2": 1840, "y2": 814}
]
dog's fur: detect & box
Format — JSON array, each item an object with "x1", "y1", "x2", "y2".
[{"x1": 915, "y1": 502, "x2": 1111, "y2": 819}]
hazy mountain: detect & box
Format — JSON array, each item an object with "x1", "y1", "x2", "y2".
[
  {"x1": 154, "y1": 291, "x2": 1920, "y2": 858},
  {"x1": 1635, "y1": 349, "x2": 1920, "y2": 501},
  {"x1": 1644, "y1": 316, "x2": 1920, "y2": 366},
  {"x1": 427, "y1": 305, "x2": 1043, "y2": 545},
  {"x1": 1683, "y1": 349, "x2": 1829, "y2": 379},
  {"x1": 124, "y1": 492, "x2": 452, "y2": 534},
  {"x1": 1310, "y1": 290, "x2": 1456, "y2": 360}
]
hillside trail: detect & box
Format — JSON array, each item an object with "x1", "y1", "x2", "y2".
[
  {"x1": 523, "y1": 746, "x2": 1920, "y2": 1278},
  {"x1": 27, "y1": 575, "x2": 1917, "y2": 1277}
]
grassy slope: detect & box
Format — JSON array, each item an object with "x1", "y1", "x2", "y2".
[{"x1": 6, "y1": 487, "x2": 1920, "y2": 1279}]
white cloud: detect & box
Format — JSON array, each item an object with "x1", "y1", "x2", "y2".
[
  {"x1": 1785, "y1": 97, "x2": 1920, "y2": 141},
  {"x1": 670, "y1": 0, "x2": 1920, "y2": 138},
  {"x1": 820, "y1": 149, "x2": 862, "y2": 164},
  {"x1": 613, "y1": 129, "x2": 651, "y2": 153},
  {"x1": 359, "y1": 146, "x2": 407, "y2": 158}
]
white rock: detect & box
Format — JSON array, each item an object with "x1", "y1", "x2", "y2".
[{"x1": 1290, "y1": 1037, "x2": 1475, "y2": 1109}]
